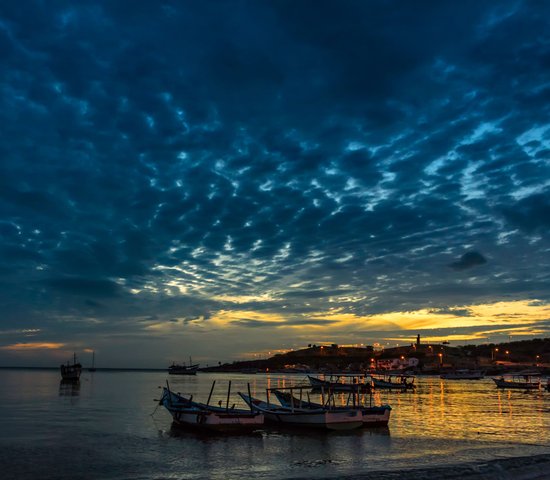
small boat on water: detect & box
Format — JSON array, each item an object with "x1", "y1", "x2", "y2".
[
  {"x1": 239, "y1": 367, "x2": 259, "y2": 374},
  {"x1": 239, "y1": 387, "x2": 364, "y2": 431},
  {"x1": 370, "y1": 374, "x2": 416, "y2": 391},
  {"x1": 159, "y1": 381, "x2": 264, "y2": 431},
  {"x1": 60, "y1": 353, "x2": 82, "y2": 382},
  {"x1": 493, "y1": 374, "x2": 541, "y2": 390},
  {"x1": 272, "y1": 389, "x2": 392, "y2": 427},
  {"x1": 168, "y1": 357, "x2": 199, "y2": 375},
  {"x1": 307, "y1": 374, "x2": 372, "y2": 393},
  {"x1": 440, "y1": 369, "x2": 485, "y2": 380}
]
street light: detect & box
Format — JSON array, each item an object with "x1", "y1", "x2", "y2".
[{"x1": 438, "y1": 353, "x2": 443, "y2": 366}]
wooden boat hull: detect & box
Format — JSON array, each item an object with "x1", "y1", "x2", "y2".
[
  {"x1": 160, "y1": 388, "x2": 264, "y2": 431},
  {"x1": 370, "y1": 374, "x2": 416, "y2": 391},
  {"x1": 60, "y1": 371, "x2": 81, "y2": 381},
  {"x1": 168, "y1": 367, "x2": 199, "y2": 375},
  {"x1": 371, "y1": 379, "x2": 414, "y2": 390},
  {"x1": 170, "y1": 410, "x2": 264, "y2": 431},
  {"x1": 361, "y1": 407, "x2": 391, "y2": 426},
  {"x1": 262, "y1": 410, "x2": 363, "y2": 430},
  {"x1": 239, "y1": 393, "x2": 363, "y2": 430},
  {"x1": 60, "y1": 359, "x2": 82, "y2": 381},
  {"x1": 493, "y1": 378, "x2": 540, "y2": 389},
  {"x1": 273, "y1": 391, "x2": 391, "y2": 427}
]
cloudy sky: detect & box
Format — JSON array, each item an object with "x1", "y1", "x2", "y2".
[{"x1": 1, "y1": 1, "x2": 549, "y2": 368}]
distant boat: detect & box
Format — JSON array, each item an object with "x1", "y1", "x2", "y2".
[
  {"x1": 239, "y1": 367, "x2": 259, "y2": 374},
  {"x1": 440, "y1": 369, "x2": 484, "y2": 380},
  {"x1": 370, "y1": 374, "x2": 416, "y2": 391},
  {"x1": 272, "y1": 389, "x2": 392, "y2": 427},
  {"x1": 239, "y1": 390, "x2": 363, "y2": 431},
  {"x1": 307, "y1": 374, "x2": 372, "y2": 393},
  {"x1": 89, "y1": 351, "x2": 96, "y2": 372},
  {"x1": 60, "y1": 353, "x2": 82, "y2": 382},
  {"x1": 168, "y1": 357, "x2": 199, "y2": 375},
  {"x1": 493, "y1": 374, "x2": 541, "y2": 390},
  {"x1": 159, "y1": 381, "x2": 264, "y2": 431}
]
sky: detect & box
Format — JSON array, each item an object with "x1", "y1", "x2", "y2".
[{"x1": 1, "y1": 1, "x2": 549, "y2": 368}]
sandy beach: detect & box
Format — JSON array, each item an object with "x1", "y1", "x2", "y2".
[{"x1": 314, "y1": 454, "x2": 550, "y2": 480}]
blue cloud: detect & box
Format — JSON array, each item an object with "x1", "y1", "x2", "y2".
[{"x1": 0, "y1": 0, "x2": 549, "y2": 364}]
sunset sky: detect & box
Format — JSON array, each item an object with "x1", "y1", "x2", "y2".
[{"x1": 1, "y1": 1, "x2": 549, "y2": 368}]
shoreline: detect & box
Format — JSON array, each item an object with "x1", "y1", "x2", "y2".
[{"x1": 300, "y1": 453, "x2": 550, "y2": 480}]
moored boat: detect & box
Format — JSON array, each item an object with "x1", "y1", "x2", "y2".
[
  {"x1": 493, "y1": 374, "x2": 541, "y2": 390},
  {"x1": 273, "y1": 389, "x2": 391, "y2": 427},
  {"x1": 307, "y1": 374, "x2": 372, "y2": 393},
  {"x1": 168, "y1": 357, "x2": 199, "y2": 375},
  {"x1": 60, "y1": 353, "x2": 82, "y2": 381},
  {"x1": 239, "y1": 389, "x2": 364, "y2": 431},
  {"x1": 440, "y1": 369, "x2": 484, "y2": 380},
  {"x1": 159, "y1": 381, "x2": 264, "y2": 431},
  {"x1": 370, "y1": 374, "x2": 416, "y2": 391}
]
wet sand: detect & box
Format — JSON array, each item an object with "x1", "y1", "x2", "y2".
[{"x1": 293, "y1": 454, "x2": 550, "y2": 480}]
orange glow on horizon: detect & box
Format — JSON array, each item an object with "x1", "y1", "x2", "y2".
[
  {"x1": 231, "y1": 299, "x2": 549, "y2": 359},
  {"x1": 291, "y1": 299, "x2": 550, "y2": 337},
  {"x1": 1, "y1": 342, "x2": 65, "y2": 351}
]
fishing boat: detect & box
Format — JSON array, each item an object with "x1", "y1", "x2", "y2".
[
  {"x1": 272, "y1": 389, "x2": 391, "y2": 427},
  {"x1": 493, "y1": 374, "x2": 541, "y2": 390},
  {"x1": 239, "y1": 387, "x2": 363, "y2": 431},
  {"x1": 307, "y1": 374, "x2": 372, "y2": 393},
  {"x1": 440, "y1": 369, "x2": 484, "y2": 380},
  {"x1": 239, "y1": 367, "x2": 259, "y2": 374},
  {"x1": 60, "y1": 353, "x2": 82, "y2": 381},
  {"x1": 159, "y1": 381, "x2": 264, "y2": 431},
  {"x1": 89, "y1": 351, "x2": 96, "y2": 372},
  {"x1": 168, "y1": 357, "x2": 199, "y2": 375},
  {"x1": 370, "y1": 373, "x2": 416, "y2": 391}
]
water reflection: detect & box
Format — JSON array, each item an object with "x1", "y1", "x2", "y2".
[
  {"x1": 167, "y1": 423, "x2": 263, "y2": 440},
  {"x1": 1, "y1": 370, "x2": 549, "y2": 479},
  {"x1": 157, "y1": 373, "x2": 550, "y2": 446},
  {"x1": 59, "y1": 379, "x2": 80, "y2": 397}
]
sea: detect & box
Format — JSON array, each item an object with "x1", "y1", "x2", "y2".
[{"x1": 1, "y1": 369, "x2": 549, "y2": 479}]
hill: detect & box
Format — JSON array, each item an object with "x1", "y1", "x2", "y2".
[{"x1": 201, "y1": 337, "x2": 550, "y2": 374}]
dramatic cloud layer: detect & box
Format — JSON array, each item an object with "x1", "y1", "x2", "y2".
[{"x1": 0, "y1": 1, "x2": 549, "y2": 366}]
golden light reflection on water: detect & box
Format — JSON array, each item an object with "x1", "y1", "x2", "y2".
[
  {"x1": 238, "y1": 374, "x2": 550, "y2": 446},
  {"x1": 1, "y1": 370, "x2": 548, "y2": 478}
]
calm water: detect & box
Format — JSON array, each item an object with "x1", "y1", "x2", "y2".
[{"x1": 0, "y1": 369, "x2": 549, "y2": 479}]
